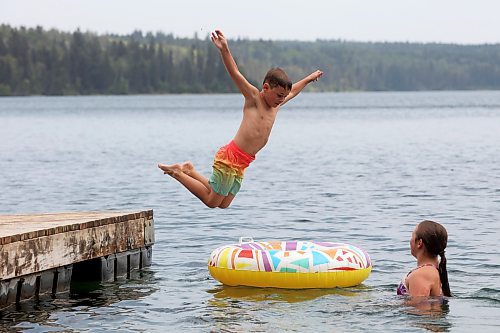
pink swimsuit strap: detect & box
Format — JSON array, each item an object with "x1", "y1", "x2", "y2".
[{"x1": 407, "y1": 263, "x2": 437, "y2": 277}]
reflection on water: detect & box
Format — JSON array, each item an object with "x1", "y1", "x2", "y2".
[
  {"x1": 205, "y1": 284, "x2": 454, "y2": 333},
  {"x1": 403, "y1": 297, "x2": 451, "y2": 332},
  {"x1": 0, "y1": 270, "x2": 158, "y2": 332},
  {"x1": 206, "y1": 285, "x2": 378, "y2": 332},
  {"x1": 208, "y1": 284, "x2": 367, "y2": 304}
]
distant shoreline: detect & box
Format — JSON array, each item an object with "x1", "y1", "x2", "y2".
[{"x1": 1, "y1": 24, "x2": 500, "y2": 96}]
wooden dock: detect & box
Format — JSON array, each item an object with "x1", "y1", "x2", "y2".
[{"x1": 0, "y1": 210, "x2": 154, "y2": 309}]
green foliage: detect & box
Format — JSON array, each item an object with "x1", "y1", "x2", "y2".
[{"x1": 0, "y1": 24, "x2": 499, "y2": 96}]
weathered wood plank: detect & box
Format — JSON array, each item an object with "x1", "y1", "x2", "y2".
[
  {"x1": 0, "y1": 211, "x2": 153, "y2": 245},
  {"x1": 0, "y1": 211, "x2": 154, "y2": 281}
]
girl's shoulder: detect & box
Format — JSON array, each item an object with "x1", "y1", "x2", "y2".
[
  {"x1": 408, "y1": 264, "x2": 439, "y2": 279},
  {"x1": 407, "y1": 264, "x2": 442, "y2": 296},
  {"x1": 406, "y1": 264, "x2": 439, "y2": 284}
]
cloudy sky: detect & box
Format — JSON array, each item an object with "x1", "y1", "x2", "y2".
[{"x1": 1, "y1": 0, "x2": 499, "y2": 44}]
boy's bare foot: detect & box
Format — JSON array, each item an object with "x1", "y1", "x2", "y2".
[
  {"x1": 158, "y1": 163, "x2": 183, "y2": 177},
  {"x1": 181, "y1": 161, "x2": 194, "y2": 175}
]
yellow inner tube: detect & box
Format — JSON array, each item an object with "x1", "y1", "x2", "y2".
[{"x1": 208, "y1": 240, "x2": 372, "y2": 289}]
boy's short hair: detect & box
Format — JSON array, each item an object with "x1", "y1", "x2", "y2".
[{"x1": 263, "y1": 68, "x2": 292, "y2": 90}]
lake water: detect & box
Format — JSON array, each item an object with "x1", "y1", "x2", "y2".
[{"x1": 0, "y1": 91, "x2": 499, "y2": 332}]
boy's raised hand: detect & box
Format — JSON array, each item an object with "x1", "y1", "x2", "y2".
[
  {"x1": 309, "y1": 70, "x2": 324, "y2": 82},
  {"x1": 211, "y1": 30, "x2": 228, "y2": 50}
]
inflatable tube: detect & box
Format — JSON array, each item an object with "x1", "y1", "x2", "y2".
[{"x1": 208, "y1": 238, "x2": 372, "y2": 289}]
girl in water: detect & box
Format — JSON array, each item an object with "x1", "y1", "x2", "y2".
[{"x1": 397, "y1": 220, "x2": 451, "y2": 297}]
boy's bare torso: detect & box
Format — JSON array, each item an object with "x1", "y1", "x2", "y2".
[{"x1": 232, "y1": 92, "x2": 280, "y2": 156}]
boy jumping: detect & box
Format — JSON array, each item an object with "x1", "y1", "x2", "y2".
[{"x1": 158, "y1": 30, "x2": 323, "y2": 208}]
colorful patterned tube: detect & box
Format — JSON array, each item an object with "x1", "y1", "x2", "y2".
[{"x1": 208, "y1": 238, "x2": 372, "y2": 289}]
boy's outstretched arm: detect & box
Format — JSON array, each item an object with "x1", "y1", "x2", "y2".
[
  {"x1": 211, "y1": 30, "x2": 259, "y2": 99},
  {"x1": 282, "y1": 70, "x2": 323, "y2": 105}
]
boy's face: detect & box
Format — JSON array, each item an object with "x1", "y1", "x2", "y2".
[{"x1": 263, "y1": 84, "x2": 290, "y2": 107}]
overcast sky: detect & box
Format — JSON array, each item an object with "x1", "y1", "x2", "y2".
[{"x1": 1, "y1": 0, "x2": 499, "y2": 44}]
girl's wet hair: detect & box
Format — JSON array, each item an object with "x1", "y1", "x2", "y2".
[
  {"x1": 263, "y1": 68, "x2": 292, "y2": 90},
  {"x1": 416, "y1": 220, "x2": 452, "y2": 297}
]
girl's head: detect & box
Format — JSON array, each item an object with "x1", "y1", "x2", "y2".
[
  {"x1": 412, "y1": 220, "x2": 451, "y2": 297},
  {"x1": 413, "y1": 220, "x2": 448, "y2": 257}
]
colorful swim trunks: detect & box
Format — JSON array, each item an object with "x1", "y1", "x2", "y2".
[{"x1": 208, "y1": 140, "x2": 255, "y2": 196}]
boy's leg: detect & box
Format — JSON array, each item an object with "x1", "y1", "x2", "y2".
[
  {"x1": 181, "y1": 161, "x2": 211, "y2": 190},
  {"x1": 218, "y1": 175, "x2": 244, "y2": 208},
  {"x1": 158, "y1": 163, "x2": 225, "y2": 208},
  {"x1": 218, "y1": 193, "x2": 236, "y2": 209}
]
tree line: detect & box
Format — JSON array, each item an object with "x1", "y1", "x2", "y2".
[{"x1": 1, "y1": 24, "x2": 499, "y2": 96}]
